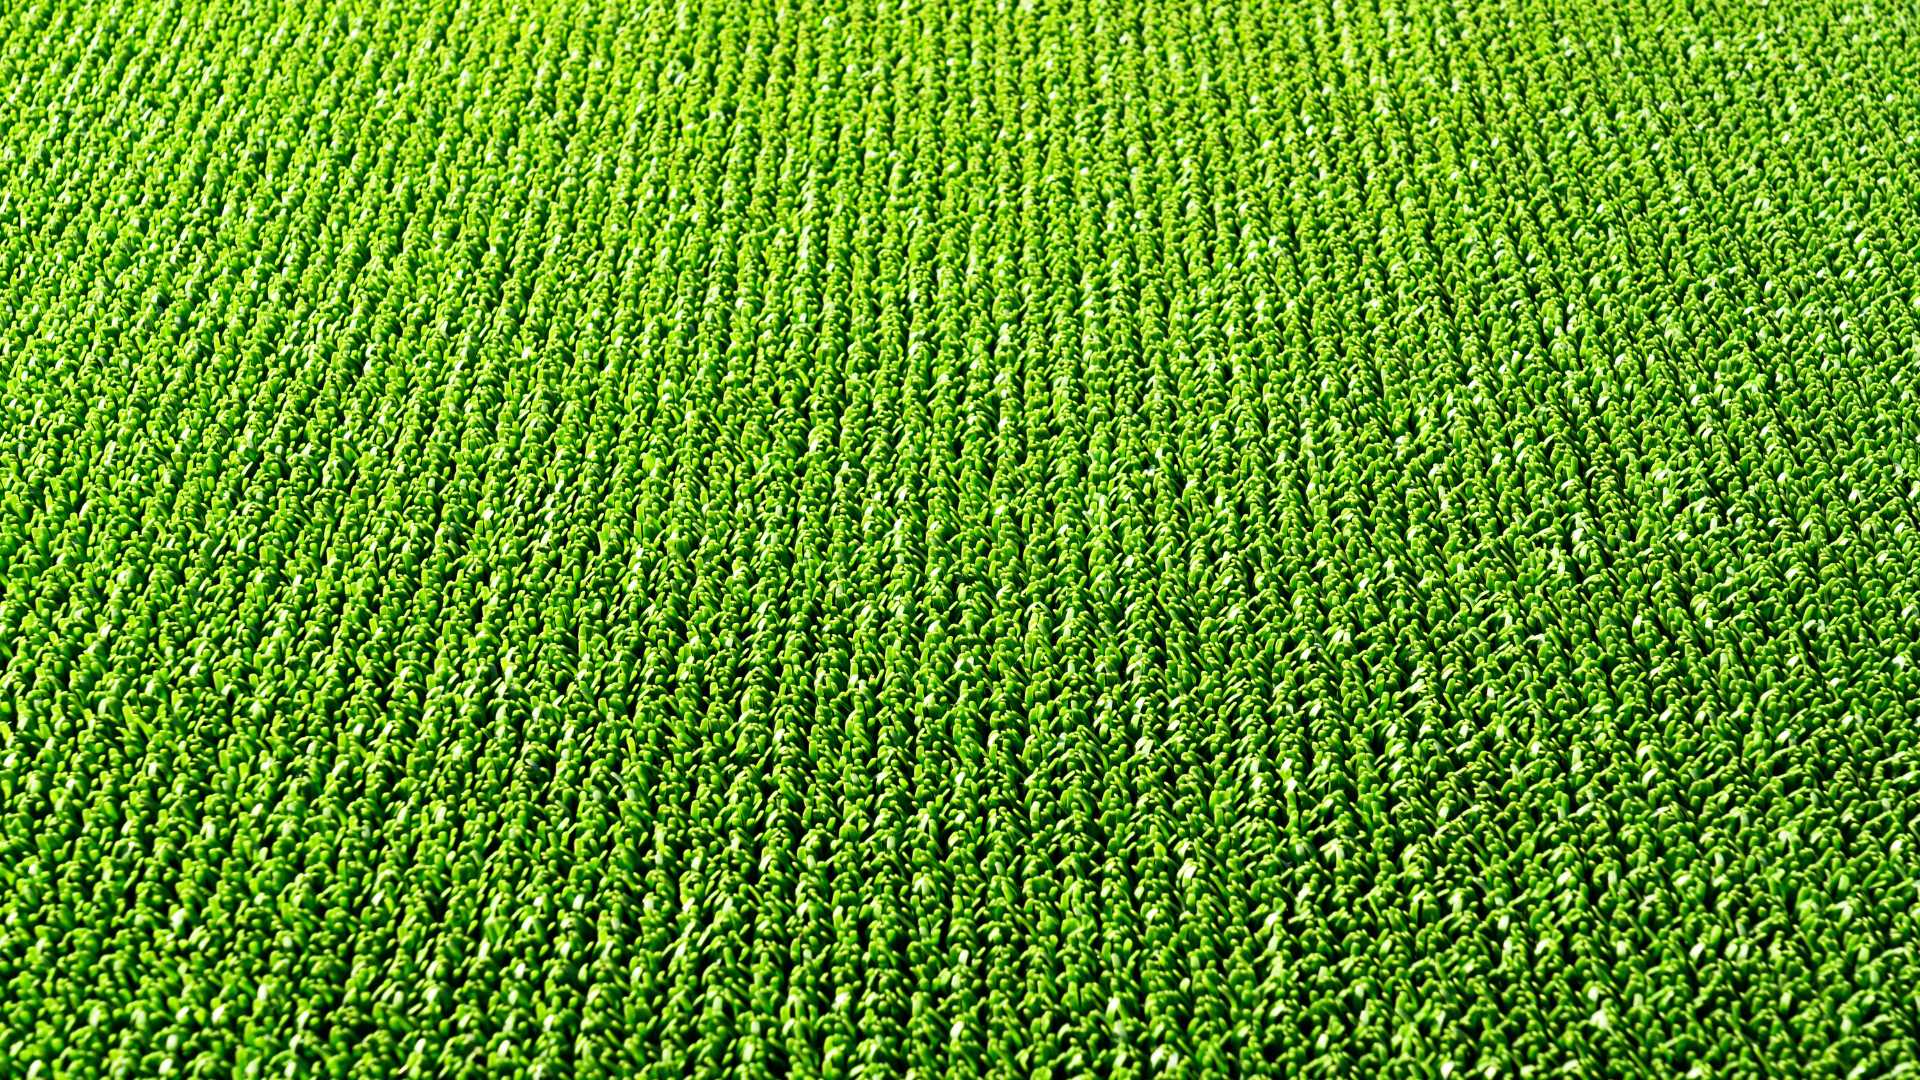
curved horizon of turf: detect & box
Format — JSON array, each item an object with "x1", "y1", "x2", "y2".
[{"x1": 5, "y1": 0, "x2": 1920, "y2": 1075}]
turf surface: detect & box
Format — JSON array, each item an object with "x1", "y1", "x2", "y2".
[{"x1": 5, "y1": 0, "x2": 1920, "y2": 1075}]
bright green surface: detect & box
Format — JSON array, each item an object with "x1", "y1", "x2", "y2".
[{"x1": 5, "y1": 0, "x2": 1920, "y2": 1076}]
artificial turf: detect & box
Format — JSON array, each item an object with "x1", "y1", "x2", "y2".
[{"x1": 4, "y1": 0, "x2": 1920, "y2": 1075}]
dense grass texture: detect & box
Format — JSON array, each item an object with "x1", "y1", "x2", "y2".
[{"x1": 5, "y1": 0, "x2": 1920, "y2": 1075}]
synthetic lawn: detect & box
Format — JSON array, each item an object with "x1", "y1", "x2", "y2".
[{"x1": 4, "y1": 0, "x2": 1920, "y2": 1075}]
